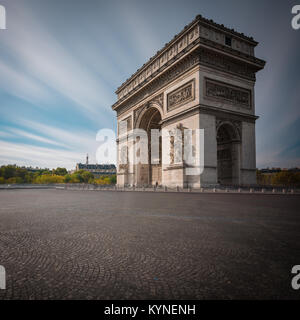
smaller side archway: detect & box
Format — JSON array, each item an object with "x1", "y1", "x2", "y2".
[
  {"x1": 216, "y1": 122, "x2": 241, "y2": 185},
  {"x1": 135, "y1": 105, "x2": 163, "y2": 186}
]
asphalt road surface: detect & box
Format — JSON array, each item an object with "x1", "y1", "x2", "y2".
[{"x1": 0, "y1": 189, "x2": 299, "y2": 299}]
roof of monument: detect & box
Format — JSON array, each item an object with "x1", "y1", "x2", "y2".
[{"x1": 115, "y1": 14, "x2": 259, "y2": 95}]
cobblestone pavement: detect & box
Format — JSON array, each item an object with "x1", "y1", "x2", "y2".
[{"x1": 0, "y1": 189, "x2": 299, "y2": 300}]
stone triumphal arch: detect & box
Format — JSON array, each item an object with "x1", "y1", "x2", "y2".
[{"x1": 112, "y1": 15, "x2": 265, "y2": 188}]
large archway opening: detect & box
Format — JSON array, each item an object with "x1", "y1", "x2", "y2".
[
  {"x1": 137, "y1": 107, "x2": 162, "y2": 186},
  {"x1": 217, "y1": 123, "x2": 241, "y2": 185}
]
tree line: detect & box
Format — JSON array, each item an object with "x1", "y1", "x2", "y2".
[
  {"x1": 0, "y1": 165, "x2": 116, "y2": 185},
  {"x1": 256, "y1": 169, "x2": 300, "y2": 187}
]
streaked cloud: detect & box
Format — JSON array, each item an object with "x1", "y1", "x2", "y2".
[
  {"x1": 4, "y1": 127, "x2": 67, "y2": 148},
  {"x1": 1, "y1": 2, "x2": 114, "y2": 124},
  {"x1": 0, "y1": 140, "x2": 84, "y2": 169},
  {"x1": 0, "y1": 119, "x2": 100, "y2": 169}
]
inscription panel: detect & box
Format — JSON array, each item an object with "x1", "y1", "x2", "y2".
[
  {"x1": 167, "y1": 80, "x2": 195, "y2": 112},
  {"x1": 205, "y1": 78, "x2": 251, "y2": 108}
]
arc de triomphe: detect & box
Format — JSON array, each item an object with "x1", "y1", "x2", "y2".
[{"x1": 112, "y1": 15, "x2": 265, "y2": 188}]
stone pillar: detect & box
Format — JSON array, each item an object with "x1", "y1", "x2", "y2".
[
  {"x1": 199, "y1": 113, "x2": 218, "y2": 187},
  {"x1": 162, "y1": 165, "x2": 187, "y2": 188},
  {"x1": 241, "y1": 121, "x2": 257, "y2": 185},
  {"x1": 231, "y1": 141, "x2": 241, "y2": 185}
]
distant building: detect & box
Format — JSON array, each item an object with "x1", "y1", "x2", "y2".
[
  {"x1": 75, "y1": 154, "x2": 116, "y2": 177},
  {"x1": 260, "y1": 168, "x2": 281, "y2": 174},
  {"x1": 259, "y1": 167, "x2": 300, "y2": 174}
]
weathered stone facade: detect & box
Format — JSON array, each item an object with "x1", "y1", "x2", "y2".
[{"x1": 112, "y1": 15, "x2": 265, "y2": 187}]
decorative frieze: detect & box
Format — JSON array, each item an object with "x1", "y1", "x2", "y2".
[
  {"x1": 199, "y1": 48, "x2": 256, "y2": 80},
  {"x1": 205, "y1": 78, "x2": 251, "y2": 108},
  {"x1": 167, "y1": 80, "x2": 195, "y2": 111}
]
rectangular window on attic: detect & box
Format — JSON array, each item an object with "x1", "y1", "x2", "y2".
[{"x1": 225, "y1": 36, "x2": 232, "y2": 47}]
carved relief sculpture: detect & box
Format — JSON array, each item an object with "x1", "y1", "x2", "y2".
[
  {"x1": 206, "y1": 79, "x2": 251, "y2": 108},
  {"x1": 167, "y1": 80, "x2": 195, "y2": 111}
]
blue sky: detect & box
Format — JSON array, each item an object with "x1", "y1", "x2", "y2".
[{"x1": 0, "y1": 0, "x2": 299, "y2": 169}]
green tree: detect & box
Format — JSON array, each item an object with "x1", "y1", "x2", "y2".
[
  {"x1": 15, "y1": 168, "x2": 27, "y2": 180},
  {"x1": 0, "y1": 165, "x2": 16, "y2": 179},
  {"x1": 72, "y1": 172, "x2": 84, "y2": 183},
  {"x1": 53, "y1": 167, "x2": 68, "y2": 176},
  {"x1": 94, "y1": 175, "x2": 116, "y2": 185},
  {"x1": 34, "y1": 174, "x2": 65, "y2": 184},
  {"x1": 81, "y1": 171, "x2": 94, "y2": 183},
  {"x1": 25, "y1": 172, "x2": 34, "y2": 183},
  {"x1": 109, "y1": 175, "x2": 116, "y2": 184},
  {"x1": 6, "y1": 177, "x2": 24, "y2": 184},
  {"x1": 64, "y1": 174, "x2": 72, "y2": 183},
  {"x1": 272, "y1": 171, "x2": 300, "y2": 187}
]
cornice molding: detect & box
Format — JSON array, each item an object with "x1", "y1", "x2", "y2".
[{"x1": 198, "y1": 104, "x2": 259, "y2": 122}]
